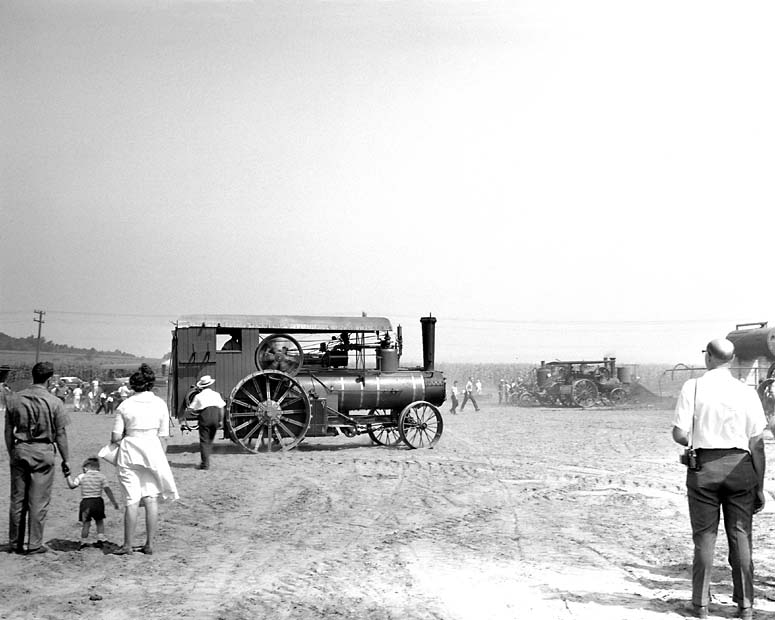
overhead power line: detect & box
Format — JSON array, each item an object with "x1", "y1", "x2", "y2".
[{"x1": 0, "y1": 309, "x2": 752, "y2": 328}]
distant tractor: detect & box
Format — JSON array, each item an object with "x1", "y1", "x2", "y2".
[{"x1": 517, "y1": 357, "x2": 630, "y2": 408}]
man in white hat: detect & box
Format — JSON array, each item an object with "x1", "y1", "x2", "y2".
[
  {"x1": 672, "y1": 338, "x2": 767, "y2": 620},
  {"x1": 185, "y1": 376, "x2": 226, "y2": 471}
]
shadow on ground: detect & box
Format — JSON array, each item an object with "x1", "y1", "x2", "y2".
[{"x1": 542, "y1": 562, "x2": 775, "y2": 619}]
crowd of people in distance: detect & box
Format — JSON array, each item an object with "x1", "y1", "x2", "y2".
[
  {"x1": 448, "y1": 376, "x2": 482, "y2": 413},
  {"x1": 49, "y1": 377, "x2": 132, "y2": 415},
  {"x1": 447, "y1": 376, "x2": 531, "y2": 414}
]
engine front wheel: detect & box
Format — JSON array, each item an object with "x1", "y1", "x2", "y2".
[
  {"x1": 608, "y1": 387, "x2": 627, "y2": 405},
  {"x1": 398, "y1": 401, "x2": 443, "y2": 449}
]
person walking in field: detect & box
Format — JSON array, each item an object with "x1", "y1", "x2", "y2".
[
  {"x1": 66, "y1": 457, "x2": 119, "y2": 548},
  {"x1": 460, "y1": 377, "x2": 480, "y2": 412},
  {"x1": 4, "y1": 361, "x2": 71, "y2": 554},
  {"x1": 449, "y1": 381, "x2": 459, "y2": 415},
  {"x1": 185, "y1": 375, "x2": 226, "y2": 470},
  {"x1": 72, "y1": 384, "x2": 83, "y2": 411},
  {"x1": 672, "y1": 338, "x2": 767, "y2": 620}
]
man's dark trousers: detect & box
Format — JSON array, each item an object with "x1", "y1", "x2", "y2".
[
  {"x1": 9, "y1": 443, "x2": 55, "y2": 551},
  {"x1": 460, "y1": 392, "x2": 479, "y2": 412},
  {"x1": 687, "y1": 449, "x2": 757, "y2": 609},
  {"x1": 197, "y1": 407, "x2": 221, "y2": 469}
]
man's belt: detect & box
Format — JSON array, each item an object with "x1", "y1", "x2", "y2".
[{"x1": 15, "y1": 439, "x2": 53, "y2": 445}]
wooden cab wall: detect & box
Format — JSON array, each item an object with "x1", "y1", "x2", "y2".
[{"x1": 171, "y1": 325, "x2": 261, "y2": 418}]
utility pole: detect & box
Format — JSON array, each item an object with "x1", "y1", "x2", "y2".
[{"x1": 33, "y1": 309, "x2": 45, "y2": 364}]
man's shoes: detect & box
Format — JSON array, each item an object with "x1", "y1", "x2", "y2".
[
  {"x1": 738, "y1": 608, "x2": 753, "y2": 620},
  {"x1": 685, "y1": 604, "x2": 708, "y2": 619},
  {"x1": 112, "y1": 546, "x2": 133, "y2": 555},
  {"x1": 196, "y1": 464, "x2": 209, "y2": 470},
  {"x1": 25, "y1": 546, "x2": 48, "y2": 555}
]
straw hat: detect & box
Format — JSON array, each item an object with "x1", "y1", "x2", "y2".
[{"x1": 196, "y1": 375, "x2": 215, "y2": 389}]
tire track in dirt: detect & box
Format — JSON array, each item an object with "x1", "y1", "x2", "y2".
[{"x1": 196, "y1": 455, "x2": 414, "y2": 618}]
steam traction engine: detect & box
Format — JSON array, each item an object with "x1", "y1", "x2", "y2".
[
  {"x1": 169, "y1": 315, "x2": 445, "y2": 452},
  {"x1": 521, "y1": 358, "x2": 628, "y2": 408}
]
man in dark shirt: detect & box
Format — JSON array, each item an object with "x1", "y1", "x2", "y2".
[{"x1": 4, "y1": 362, "x2": 71, "y2": 554}]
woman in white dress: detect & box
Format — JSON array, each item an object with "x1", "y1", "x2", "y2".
[{"x1": 110, "y1": 364, "x2": 179, "y2": 555}]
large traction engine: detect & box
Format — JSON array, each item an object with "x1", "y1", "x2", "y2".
[{"x1": 170, "y1": 315, "x2": 445, "y2": 452}]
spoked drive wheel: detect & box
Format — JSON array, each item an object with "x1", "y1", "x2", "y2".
[
  {"x1": 227, "y1": 371, "x2": 311, "y2": 453},
  {"x1": 571, "y1": 379, "x2": 598, "y2": 408},
  {"x1": 367, "y1": 409, "x2": 402, "y2": 446},
  {"x1": 398, "y1": 401, "x2": 443, "y2": 449}
]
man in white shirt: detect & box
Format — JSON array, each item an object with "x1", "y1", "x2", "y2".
[
  {"x1": 186, "y1": 375, "x2": 226, "y2": 471},
  {"x1": 672, "y1": 338, "x2": 767, "y2": 620},
  {"x1": 72, "y1": 384, "x2": 83, "y2": 411},
  {"x1": 449, "y1": 381, "x2": 459, "y2": 414}
]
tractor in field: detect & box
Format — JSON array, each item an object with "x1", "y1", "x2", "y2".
[{"x1": 516, "y1": 357, "x2": 629, "y2": 408}]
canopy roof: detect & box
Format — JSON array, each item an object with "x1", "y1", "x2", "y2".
[{"x1": 175, "y1": 314, "x2": 392, "y2": 333}]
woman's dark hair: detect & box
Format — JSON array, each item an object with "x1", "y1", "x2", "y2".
[{"x1": 129, "y1": 363, "x2": 155, "y2": 392}]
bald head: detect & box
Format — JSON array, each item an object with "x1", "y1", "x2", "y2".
[{"x1": 704, "y1": 338, "x2": 735, "y2": 367}]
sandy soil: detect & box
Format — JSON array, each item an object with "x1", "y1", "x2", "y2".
[{"x1": 2, "y1": 401, "x2": 775, "y2": 620}]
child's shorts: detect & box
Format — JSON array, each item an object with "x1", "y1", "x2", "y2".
[{"x1": 78, "y1": 497, "x2": 106, "y2": 523}]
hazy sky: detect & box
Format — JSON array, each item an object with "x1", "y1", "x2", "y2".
[{"x1": 2, "y1": 0, "x2": 774, "y2": 366}]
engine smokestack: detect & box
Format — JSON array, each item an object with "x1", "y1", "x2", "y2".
[{"x1": 420, "y1": 315, "x2": 437, "y2": 371}]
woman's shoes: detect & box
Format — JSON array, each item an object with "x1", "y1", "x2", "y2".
[
  {"x1": 112, "y1": 546, "x2": 133, "y2": 555},
  {"x1": 131, "y1": 544, "x2": 153, "y2": 555}
]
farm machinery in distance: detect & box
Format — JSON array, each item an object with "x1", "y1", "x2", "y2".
[{"x1": 512, "y1": 357, "x2": 631, "y2": 408}]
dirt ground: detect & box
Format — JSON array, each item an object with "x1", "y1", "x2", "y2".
[{"x1": 3, "y1": 401, "x2": 775, "y2": 620}]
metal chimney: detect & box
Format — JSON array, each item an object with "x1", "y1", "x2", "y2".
[{"x1": 420, "y1": 315, "x2": 436, "y2": 371}]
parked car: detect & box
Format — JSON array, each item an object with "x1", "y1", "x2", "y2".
[{"x1": 59, "y1": 376, "x2": 83, "y2": 388}]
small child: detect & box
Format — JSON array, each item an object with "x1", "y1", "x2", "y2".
[{"x1": 66, "y1": 457, "x2": 119, "y2": 548}]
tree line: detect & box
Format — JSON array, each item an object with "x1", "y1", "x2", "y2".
[{"x1": 0, "y1": 332, "x2": 137, "y2": 358}]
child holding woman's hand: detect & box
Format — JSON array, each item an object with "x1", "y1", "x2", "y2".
[{"x1": 66, "y1": 457, "x2": 119, "y2": 548}]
